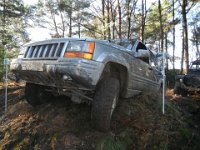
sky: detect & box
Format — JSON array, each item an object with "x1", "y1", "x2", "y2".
[
  {"x1": 24, "y1": 0, "x2": 38, "y2": 5},
  {"x1": 24, "y1": 0, "x2": 50, "y2": 40}
]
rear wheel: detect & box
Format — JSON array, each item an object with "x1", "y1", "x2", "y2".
[{"x1": 91, "y1": 76, "x2": 120, "y2": 131}]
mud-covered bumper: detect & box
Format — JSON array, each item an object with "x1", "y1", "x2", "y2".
[
  {"x1": 179, "y1": 81, "x2": 200, "y2": 92},
  {"x1": 174, "y1": 79, "x2": 200, "y2": 93},
  {"x1": 10, "y1": 59, "x2": 104, "y2": 89}
]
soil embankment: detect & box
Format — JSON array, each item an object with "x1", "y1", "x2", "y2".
[{"x1": 0, "y1": 83, "x2": 200, "y2": 149}]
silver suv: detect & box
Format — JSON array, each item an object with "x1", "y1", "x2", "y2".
[{"x1": 11, "y1": 38, "x2": 162, "y2": 131}]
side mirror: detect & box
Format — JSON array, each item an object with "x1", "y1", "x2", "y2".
[{"x1": 135, "y1": 49, "x2": 150, "y2": 58}]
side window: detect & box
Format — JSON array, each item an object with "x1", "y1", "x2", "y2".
[{"x1": 136, "y1": 42, "x2": 147, "y2": 51}]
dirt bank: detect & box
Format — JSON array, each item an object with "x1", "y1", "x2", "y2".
[{"x1": 0, "y1": 84, "x2": 200, "y2": 150}]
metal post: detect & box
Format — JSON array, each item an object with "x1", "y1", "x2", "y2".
[
  {"x1": 3, "y1": 0, "x2": 8, "y2": 113},
  {"x1": 5, "y1": 62, "x2": 8, "y2": 113},
  {"x1": 162, "y1": 52, "x2": 165, "y2": 115},
  {"x1": 4, "y1": 58, "x2": 9, "y2": 113}
]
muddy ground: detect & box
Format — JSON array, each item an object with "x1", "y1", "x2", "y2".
[{"x1": 0, "y1": 83, "x2": 200, "y2": 150}]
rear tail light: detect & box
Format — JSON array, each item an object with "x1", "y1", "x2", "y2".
[{"x1": 64, "y1": 41, "x2": 95, "y2": 60}]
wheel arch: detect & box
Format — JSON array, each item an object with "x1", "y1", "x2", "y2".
[{"x1": 98, "y1": 62, "x2": 128, "y2": 97}]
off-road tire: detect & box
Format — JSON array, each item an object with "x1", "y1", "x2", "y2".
[
  {"x1": 25, "y1": 83, "x2": 51, "y2": 107},
  {"x1": 174, "y1": 82, "x2": 181, "y2": 95},
  {"x1": 181, "y1": 89, "x2": 188, "y2": 97},
  {"x1": 91, "y1": 77, "x2": 120, "y2": 131},
  {"x1": 174, "y1": 82, "x2": 187, "y2": 96}
]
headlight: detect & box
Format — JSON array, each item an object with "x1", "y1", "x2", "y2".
[{"x1": 64, "y1": 41, "x2": 95, "y2": 60}]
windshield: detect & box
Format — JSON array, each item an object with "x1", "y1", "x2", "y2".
[
  {"x1": 190, "y1": 64, "x2": 200, "y2": 70},
  {"x1": 190, "y1": 61, "x2": 200, "y2": 71}
]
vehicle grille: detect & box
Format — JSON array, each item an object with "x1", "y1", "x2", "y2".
[{"x1": 24, "y1": 42, "x2": 66, "y2": 59}]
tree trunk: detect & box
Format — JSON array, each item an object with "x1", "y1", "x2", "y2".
[
  {"x1": 141, "y1": 0, "x2": 146, "y2": 43},
  {"x1": 48, "y1": 1, "x2": 59, "y2": 37},
  {"x1": 172, "y1": 0, "x2": 176, "y2": 71},
  {"x1": 110, "y1": 1, "x2": 115, "y2": 39},
  {"x1": 102, "y1": 0, "x2": 106, "y2": 39},
  {"x1": 2, "y1": 0, "x2": 6, "y2": 57},
  {"x1": 182, "y1": 0, "x2": 189, "y2": 73},
  {"x1": 60, "y1": 12, "x2": 65, "y2": 37},
  {"x1": 69, "y1": 10, "x2": 72, "y2": 37},
  {"x1": 51, "y1": 14, "x2": 59, "y2": 37},
  {"x1": 165, "y1": 33, "x2": 168, "y2": 70},
  {"x1": 57, "y1": 0, "x2": 65, "y2": 37},
  {"x1": 127, "y1": 0, "x2": 131, "y2": 39},
  {"x1": 106, "y1": 0, "x2": 111, "y2": 39},
  {"x1": 117, "y1": 0, "x2": 122, "y2": 39},
  {"x1": 180, "y1": 29, "x2": 184, "y2": 74},
  {"x1": 78, "y1": 22, "x2": 81, "y2": 38},
  {"x1": 158, "y1": 0, "x2": 164, "y2": 51}
]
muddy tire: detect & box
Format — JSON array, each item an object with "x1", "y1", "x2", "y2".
[
  {"x1": 91, "y1": 77, "x2": 120, "y2": 131},
  {"x1": 174, "y1": 82, "x2": 187, "y2": 96},
  {"x1": 25, "y1": 83, "x2": 51, "y2": 107},
  {"x1": 174, "y1": 82, "x2": 181, "y2": 95},
  {"x1": 181, "y1": 90, "x2": 188, "y2": 97}
]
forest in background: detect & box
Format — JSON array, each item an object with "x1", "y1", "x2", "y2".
[{"x1": 0, "y1": 0, "x2": 199, "y2": 81}]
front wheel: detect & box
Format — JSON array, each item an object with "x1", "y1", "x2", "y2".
[
  {"x1": 91, "y1": 77, "x2": 120, "y2": 131},
  {"x1": 25, "y1": 83, "x2": 52, "y2": 107},
  {"x1": 180, "y1": 89, "x2": 188, "y2": 97},
  {"x1": 174, "y1": 82, "x2": 187, "y2": 96}
]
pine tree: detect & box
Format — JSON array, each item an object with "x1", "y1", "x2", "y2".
[
  {"x1": 0, "y1": 0, "x2": 28, "y2": 80},
  {"x1": 34, "y1": 0, "x2": 90, "y2": 38}
]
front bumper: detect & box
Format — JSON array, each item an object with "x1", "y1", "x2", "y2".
[
  {"x1": 11, "y1": 59, "x2": 104, "y2": 90},
  {"x1": 179, "y1": 80, "x2": 200, "y2": 92}
]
